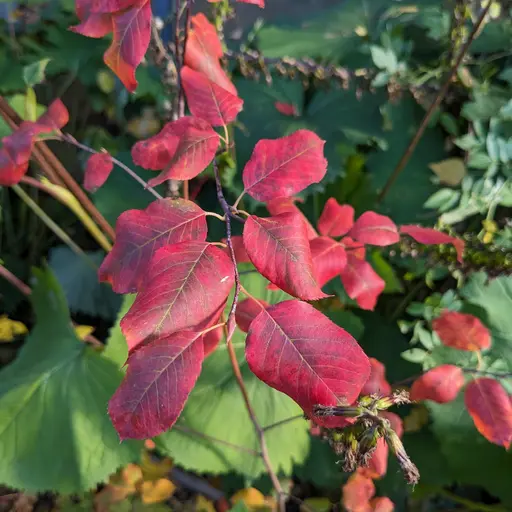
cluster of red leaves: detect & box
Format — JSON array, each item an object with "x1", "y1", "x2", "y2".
[
  {"x1": 70, "y1": 0, "x2": 152, "y2": 92},
  {"x1": 410, "y1": 310, "x2": 512, "y2": 448},
  {"x1": 342, "y1": 472, "x2": 395, "y2": 512},
  {"x1": 0, "y1": 99, "x2": 69, "y2": 186}
]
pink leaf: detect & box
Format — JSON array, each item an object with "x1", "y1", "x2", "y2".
[
  {"x1": 370, "y1": 497, "x2": 395, "y2": 512},
  {"x1": 242, "y1": 130, "x2": 327, "y2": 202},
  {"x1": 90, "y1": 0, "x2": 139, "y2": 13},
  {"x1": 83, "y1": 152, "x2": 113, "y2": 192},
  {"x1": 99, "y1": 198, "x2": 208, "y2": 293},
  {"x1": 131, "y1": 127, "x2": 180, "y2": 171},
  {"x1": 181, "y1": 66, "x2": 243, "y2": 127},
  {"x1": 380, "y1": 411, "x2": 404, "y2": 438},
  {"x1": 103, "y1": 0, "x2": 152, "y2": 92},
  {"x1": 32, "y1": 99, "x2": 69, "y2": 134},
  {"x1": 359, "y1": 438, "x2": 388, "y2": 479},
  {"x1": 410, "y1": 365, "x2": 465, "y2": 403},
  {"x1": 120, "y1": 241, "x2": 234, "y2": 352},
  {"x1": 235, "y1": 298, "x2": 268, "y2": 333},
  {"x1": 243, "y1": 213, "x2": 328, "y2": 301},
  {"x1": 340, "y1": 254, "x2": 385, "y2": 310},
  {"x1": 317, "y1": 198, "x2": 354, "y2": 237},
  {"x1": 349, "y1": 211, "x2": 399, "y2": 247},
  {"x1": 432, "y1": 310, "x2": 491, "y2": 352},
  {"x1": 69, "y1": 0, "x2": 112, "y2": 38},
  {"x1": 400, "y1": 225, "x2": 465, "y2": 263},
  {"x1": 310, "y1": 236, "x2": 347, "y2": 287},
  {"x1": 237, "y1": 0, "x2": 265, "y2": 6},
  {"x1": 360, "y1": 358, "x2": 392, "y2": 397},
  {"x1": 266, "y1": 197, "x2": 317, "y2": 239},
  {"x1": 246, "y1": 300, "x2": 370, "y2": 427},
  {"x1": 464, "y1": 378, "x2": 512, "y2": 449},
  {"x1": 342, "y1": 472, "x2": 375, "y2": 512},
  {"x1": 223, "y1": 235, "x2": 250, "y2": 263},
  {"x1": 0, "y1": 127, "x2": 33, "y2": 186},
  {"x1": 108, "y1": 331, "x2": 204, "y2": 439},
  {"x1": 274, "y1": 102, "x2": 298, "y2": 117}
]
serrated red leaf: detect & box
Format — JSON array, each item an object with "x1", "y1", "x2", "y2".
[
  {"x1": 246, "y1": 300, "x2": 370, "y2": 427},
  {"x1": 266, "y1": 197, "x2": 317, "y2": 239},
  {"x1": 360, "y1": 358, "x2": 392, "y2": 397},
  {"x1": 370, "y1": 497, "x2": 394, "y2": 512},
  {"x1": 349, "y1": 212, "x2": 399, "y2": 247},
  {"x1": 242, "y1": 130, "x2": 327, "y2": 202},
  {"x1": 70, "y1": 0, "x2": 112, "y2": 38},
  {"x1": 317, "y1": 198, "x2": 354, "y2": 237},
  {"x1": 274, "y1": 102, "x2": 298, "y2": 117},
  {"x1": 99, "y1": 198, "x2": 208, "y2": 293},
  {"x1": 147, "y1": 118, "x2": 220, "y2": 185},
  {"x1": 465, "y1": 378, "x2": 512, "y2": 448},
  {"x1": 103, "y1": 0, "x2": 152, "y2": 92},
  {"x1": 310, "y1": 236, "x2": 347, "y2": 287},
  {"x1": 121, "y1": 241, "x2": 234, "y2": 351},
  {"x1": 342, "y1": 472, "x2": 375, "y2": 512},
  {"x1": 410, "y1": 365, "x2": 465, "y2": 403},
  {"x1": 235, "y1": 298, "x2": 269, "y2": 332},
  {"x1": 359, "y1": 438, "x2": 388, "y2": 479},
  {"x1": 83, "y1": 152, "x2": 113, "y2": 192},
  {"x1": 108, "y1": 331, "x2": 204, "y2": 439},
  {"x1": 181, "y1": 66, "x2": 243, "y2": 127},
  {"x1": 184, "y1": 14, "x2": 237, "y2": 95},
  {"x1": 400, "y1": 225, "x2": 465, "y2": 263},
  {"x1": 243, "y1": 213, "x2": 328, "y2": 301},
  {"x1": 432, "y1": 310, "x2": 491, "y2": 352},
  {"x1": 340, "y1": 254, "x2": 385, "y2": 310}
]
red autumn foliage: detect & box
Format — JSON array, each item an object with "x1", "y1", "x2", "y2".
[
  {"x1": 83, "y1": 152, "x2": 113, "y2": 192},
  {"x1": 266, "y1": 197, "x2": 318, "y2": 239},
  {"x1": 243, "y1": 213, "x2": 328, "y2": 301},
  {"x1": 246, "y1": 300, "x2": 370, "y2": 428},
  {"x1": 360, "y1": 358, "x2": 392, "y2": 397},
  {"x1": 359, "y1": 439, "x2": 389, "y2": 479},
  {"x1": 274, "y1": 102, "x2": 299, "y2": 117},
  {"x1": 370, "y1": 497, "x2": 395, "y2": 512},
  {"x1": 310, "y1": 236, "x2": 348, "y2": 287},
  {"x1": 349, "y1": 211, "x2": 399, "y2": 247},
  {"x1": 342, "y1": 472, "x2": 375, "y2": 512},
  {"x1": 410, "y1": 364, "x2": 465, "y2": 404},
  {"x1": 464, "y1": 378, "x2": 512, "y2": 449},
  {"x1": 432, "y1": 310, "x2": 491, "y2": 352},
  {"x1": 317, "y1": 198, "x2": 354, "y2": 237},
  {"x1": 235, "y1": 298, "x2": 269, "y2": 333}
]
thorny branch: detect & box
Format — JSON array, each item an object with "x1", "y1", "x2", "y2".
[
  {"x1": 213, "y1": 159, "x2": 285, "y2": 511},
  {"x1": 377, "y1": 1, "x2": 493, "y2": 203}
]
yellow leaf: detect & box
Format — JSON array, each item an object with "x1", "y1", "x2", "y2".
[
  {"x1": 140, "y1": 478, "x2": 176, "y2": 504},
  {"x1": 95, "y1": 464, "x2": 143, "y2": 511},
  {"x1": 140, "y1": 450, "x2": 173, "y2": 481},
  {"x1": 74, "y1": 325, "x2": 95, "y2": 340},
  {"x1": 0, "y1": 315, "x2": 28, "y2": 342},
  {"x1": 429, "y1": 158, "x2": 466, "y2": 186},
  {"x1": 197, "y1": 495, "x2": 217, "y2": 512},
  {"x1": 303, "y1": 497, "x2": 331, "y2": 512},
  {"x1": 232, "y1": 488, "x2": 266, "y2": 509},
  {"x1": 97, "y1": 70, "x2": 116, "y2": 94}
]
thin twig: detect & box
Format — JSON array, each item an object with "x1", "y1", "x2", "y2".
[
  {"x1": 0, "y1": 265, "x2": 31, "y2": 296},
  {"x1": 61, "y1": 134, "x2": 163, "y2": 200},
  {"x1": 377, "y1": 2, "x2": 493, "y2": 204}
]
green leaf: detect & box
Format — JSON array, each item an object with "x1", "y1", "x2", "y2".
[
  {"x1": 0, "y1": 268, "x2": 141, "y2": 493},
  {"x1": 324, "y1": 309, "x2": 365, "y2": 339},
  {"x1": 23, "y1": 58, "x2": 51, "y2": 88},
  {"x1": 0, "y1": 94, "x2": 46, "y2": 139},
  {"x1": 370, "y1": 46, "x2": 397, "y2": 72},
  {"x1": 49, "y1": 246, "x2": 122, "y2": 320},
  {"x1": 156, "y1": 267, "x2": 310, "y2": 479},
  {"x1": 370, "y1": 252, "x2": 403, "y2": 293}
]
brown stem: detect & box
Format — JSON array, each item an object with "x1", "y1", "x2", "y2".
[
  {"x1": 0, "y1": 96, "x2": 116, "y2": 242},
  {"x1": 377, "y1": 2, "x2": 493, "y2": 204}
]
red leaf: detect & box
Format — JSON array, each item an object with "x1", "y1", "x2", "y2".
[
  {"x1": 400, "y1": 225, "x2": 465, "y2": 263},
  {"x1": 266, "y1": 197, "x2": 317, "y2": 239},
  {"x1": 99, "y1": 198, "x2": 208, "y2": 293},
  {"x1": 90, "y1": 0, "x2": 139, "y2": 13},
  {"x1": 103, "y1": 0, "x2": 152, "y2": 92},
  {"x1": 432, "y1": 310, "x2": 491, "y2": 352},
  {"x1": 83, "y1": 152, "x2": 113, "y2": 192},
  {"x1": 34, "y1": 99, "x2": 69, "y2": 133},
  {"x1": 360, "y1": 358, "x2": 392, "y2": 397},
  {"x1": 201, "y1": 301, "x2": 226, "y2": 357},
  {"x1": 380, "y1": 411, "x2": 403, "y2": 438},
  {"x1": 223, "y1": 235, "x2": 250, "y2": 263},
  {"x1": 317, "y1": 198, "x2": 354, "y2": 237},
  {"x1": 237, "y1": 0, "x2": 265, "y2": 6},
  {"x1": 148, "y1": 117, "x2": 220, "y2": 185},
  {"x1": 121, "y1": 241, "x2": 234, "y2": 351},
  {"x1": 310, "y1": 236, "x2": 347, "y2": 287},
  {"x1": 243, "y1": 213, "x2": 328, "y2": 301},
  {"x1": 342, "y1": 472, "x2": 375, "y2": 512},
  {"x1": 349, "y1": 211, "x2": 399, "y2": 247},
  {"x1": 69, "y1": 0, "x2": 112, "y2": 38},
  {"x1": 370, "y1": 497, "x2": 395, "y2": 512},
  {"x1": 108, "y1": 331, "x2": 204, "y2": 439},
  {"x1": 132, "y1": 125, "x2": 179, "y2": 170},
  {"x1": 340, "y1": 255, "x2": 385, "y2": 310},
  {"x1": 0, "y1": 127, "x2": 33, "y2": 186},
  {"x1": 184, "y1": 14, "x2": 237, "y2": 95},
  {"x1": 359, "y1": 438, "x2": 388, "y2": 479},
  {"x1": 181, "y1": 66, "x2": 243, "y2": 127},
  {"x1": 242, "y1": 130, "x2": 327, "y2": 202},
  {"x1": 245, "y1": 300, "x2": 371, "y2": 427},
  {"x1": 274, "y1": 102, "x2": 298, "y2": 117},
  {"x1": 465, "y1": 378, "x2": 512, "y2": 449},
  {"x1": 0, "y1": 150, "x2": 29, "y2": 186},
  {"x1": 410, "y1": 365, "x2": 465, "y2": 403},
  {"x1": 235, "y1": 298, "x2": 268, "y2": 332},
  {"x1": 342, "y1": 236, "x2": 366, "y2": 260}
]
